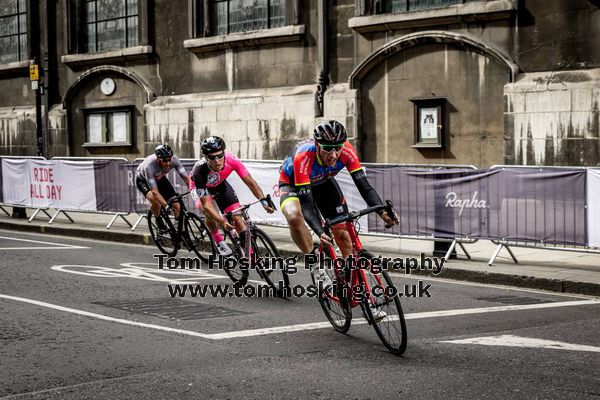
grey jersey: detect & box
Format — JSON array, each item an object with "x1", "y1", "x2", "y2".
[{"x1": 136, "y1": 154, "x2": 187, "y2": 188}]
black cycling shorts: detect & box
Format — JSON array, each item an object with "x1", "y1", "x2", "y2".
[
  {"x1": 279, "y1": 179, "x2": 348, "y2": 221},
  {"x1": 136, "y1": 175, "x2": 177, "y2": 201},
  {"x1": 203, "y1": 180, "x2": 240, "y2": 212}
]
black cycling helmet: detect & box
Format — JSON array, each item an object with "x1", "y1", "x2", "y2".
[
  {"x1": 154, "y1": 144, "x2": 173, "y2": 159},
  {"x1": 313, "y1": 120, "x2": 347, "y2": 145},
  {"x1": 201, "y1": 136, "x2": 226, "y2": 154}
]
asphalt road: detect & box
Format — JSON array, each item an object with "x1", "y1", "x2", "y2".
[{"x1": 1, "y1": 229, "x2": 599, "y2": 399}]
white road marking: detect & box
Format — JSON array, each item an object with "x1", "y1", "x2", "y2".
[
  {"x1": 204, "y1": 299, "x2": 600, "y2": 339},
  {"x1": 441, "y1": 335, "x2": 600, "y2": 353},
  {"x1": 51, "y1": 263, "x2": 263, "y2": 285},
  {"x1": 4, "y1": 294, "x2": 595, "y2": 341},
  {"x1": 0, "y1": 235, "x2": 88, "y2": 250},
  {"x1": 0, "y1": 246, "x2": 89, "y2": 250},
  {"x1": 0, "y1": 294, "x2": 211, "y2": 339}
]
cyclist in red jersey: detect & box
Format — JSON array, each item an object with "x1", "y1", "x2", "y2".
[
  {"x1": 278, "y1": 120, "x2": 398, "y2": 282},
  {"x1": 190, "y1": 136, "x2": 274, "y2": 255}
]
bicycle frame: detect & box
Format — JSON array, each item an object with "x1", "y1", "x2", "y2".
[{"x1": 322, "y1": 220, "x2": 387, "y2": 309}]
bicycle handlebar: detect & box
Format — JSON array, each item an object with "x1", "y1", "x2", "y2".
[
  {"x1": 225, "y1": 194, "x2": 276, "y2": 223},
  {"x1": 324, "y1": 200, "x2": 398, "y2": 229},
  {"x1": 166, "y1": 190, "x2": 192, "y2": 207}
]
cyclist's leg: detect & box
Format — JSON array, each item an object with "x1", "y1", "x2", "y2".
[
  {"x1": 156, "y1": 177, "x2": 178, "y2": 217},
  {"x1": 136, "y1": 176, "x2": 162, "y2": 217},
  {"x1": 313, "y1": 179, "x2": 352, "y2": 258},
  {"x1": 279, "y1": 183, "x2": 314, "y2": 254},
  {"x1": 217, "y1": 181, "x2": 249, "y2": 248}
]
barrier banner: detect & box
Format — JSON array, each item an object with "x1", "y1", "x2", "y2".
[
  {"x1": 1, "y1": 158, "x2": 96, "y2": 211},
  {"x1": 2, "y1": 158, "x2": 29, "y2": 206},
  {"x1": 486, "y1": 168, "x2": 586, "y2": 246},
  {"x1": 368, "y1": 166, "x2": 494, "y2": 238},
  {"x1": 588, "y1": 169, "x2": 600, "y2": 248}
]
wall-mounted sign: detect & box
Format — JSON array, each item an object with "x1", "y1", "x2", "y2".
[
  {"x1": 410, "y1": 97, "x2": 446, "y2": 149},
  {"x1": 29, "y1": 64, "x2": 39, "y2": 81}
]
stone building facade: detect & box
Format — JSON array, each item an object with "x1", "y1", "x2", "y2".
[{"x1": 0, "y1": 0, "x2": 598, "y2": 167}]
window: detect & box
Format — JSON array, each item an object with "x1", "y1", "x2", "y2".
[
  {"x1": 0, "y1": 0, "x2": 27, "y2": 64},
  {"x1": 385, "y1": 0, "x2": 462, "y2": 13},
  {"x1": 85, "y1": 109, "x2": 132, "y2": 145},
  {"x1": 82, "y1": 0, "x2": 138, "y2": 52},
  {"x1": 208, "y1": 0, "x2": 285, "y2": 36}
]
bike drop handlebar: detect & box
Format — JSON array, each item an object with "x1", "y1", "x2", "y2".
[
  {"x1": 225, "y1": 194, "x2": 275, "y2": 223},
  {"x1": 166, "y1": 190, "x2": 192, "y2": 207},
  {"x1": 324, "y1": 200, "x2": 398, "y2": 229}
]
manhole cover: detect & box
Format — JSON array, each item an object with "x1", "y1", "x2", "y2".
[
  {"x1": 476, "y1": 295, "x2": 548, "y2": 305},
  {"x1": 93, "y1": 298, "x2": 249, "y2": 321}
]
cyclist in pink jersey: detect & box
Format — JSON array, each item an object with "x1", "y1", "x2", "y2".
[{"x1": 190, "y1": 136, "x2": 274, "y2": 255}]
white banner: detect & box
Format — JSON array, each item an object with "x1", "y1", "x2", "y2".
[
  {"x1": 587, "y1": 169, "x2": 600, "y2": 248},
  {"x1": 2, "y1": 159, "x2": 30, "y2": 206},
  {"x1": 2, "y1": 158, "x2": 97, "y2": 211},
  {"x1": 227, "y1": 161, "x2": 369, "y2": 230}
]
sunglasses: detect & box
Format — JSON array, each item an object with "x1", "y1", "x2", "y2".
[
  {"x1": 206, "y1": 152, "x2": 225, "y2": 161},
  {"x1": 159, "y1": 157, "x2": 172, "y2": 162},
  {"x1": 320, "y1": 144, "x2": 344, "y2": 153}
]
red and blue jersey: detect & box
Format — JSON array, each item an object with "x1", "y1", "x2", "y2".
[{"x1": 279, "y1": 138, "x2": 363, "y2": 186}]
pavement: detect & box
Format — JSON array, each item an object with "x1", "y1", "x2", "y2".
[{"x1": 1, "y1": 206, "x2": 600, "y2": 296}]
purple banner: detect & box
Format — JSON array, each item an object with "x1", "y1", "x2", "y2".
[{"x1": 368, "y1": 166, "x2": 587, "y2": 245}]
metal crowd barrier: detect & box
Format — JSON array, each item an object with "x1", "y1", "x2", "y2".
[{"x1": 486, "y1": 165, "x2": 599, "y2": 266}]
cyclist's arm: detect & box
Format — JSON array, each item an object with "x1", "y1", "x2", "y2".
[
  {"x1": 240, "y1": 174, "x2": 267, "y2": 201},
  {"x1": 171, "y1": 157, "x2": 190, "y2": 187},
  {"x1": 350, "y1": 169, "x2": 384, "y2": 211},
  {"x1": 297, "y1": 185, "x2": 326, "y2": 237}
]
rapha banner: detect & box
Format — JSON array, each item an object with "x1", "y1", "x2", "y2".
[
  {"x1": 368, "y1": 166, "x2": 492, "y2": 238},
  {"x1": 587, "y1": 168, "x2": 600, "y2": 248}
]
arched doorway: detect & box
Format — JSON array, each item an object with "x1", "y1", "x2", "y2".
[
  {"x1": 63, "y1": 66, "x2": 156, "y2": 158},
  {"x1": 351, "y1": 31, "x2": 518, "y2": 167}
]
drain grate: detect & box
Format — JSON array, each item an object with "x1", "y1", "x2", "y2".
[
  {"x1": 93, "y1": 298, "x2": 249, "y2": 321},
  {"x1": 476, "y1": 295, "x2": 548, "y2": 305}
]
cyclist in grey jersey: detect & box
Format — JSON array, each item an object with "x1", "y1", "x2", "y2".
[{"x1": 136, "y1": 144, "x2": 191, "y2": 225}]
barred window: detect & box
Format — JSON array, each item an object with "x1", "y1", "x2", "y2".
[
  {"x1": 384, "y1": 0, "x2": 463, "y2": 13},
  {"x1": 83, "y1": 0, "x2": 138, "y2": 52},
  {"x1": 0, "y1": 0, "x2": 27, "y2": 64},
  {"x1": 209, "y1": 0, "x2": 285, "y2": 36}
]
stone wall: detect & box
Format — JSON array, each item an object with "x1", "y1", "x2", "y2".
[
  {"x1": 143, "y1": 84, "x2": 357, "y2": 160},
  {"x1": 504, "y1": 68, "x2": 600, "y2": 166},
  {"x1": 0, "y1": 107, "x2": 37, "y2": 156}
]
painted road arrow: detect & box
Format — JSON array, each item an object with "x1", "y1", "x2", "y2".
[{"x1": 441, "y1": 335, "x2": 600, "y2": 353}]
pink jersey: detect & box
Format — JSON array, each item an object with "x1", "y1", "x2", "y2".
[{"x1": 190, "y1": 152, "x2": 250, "y2": 194}]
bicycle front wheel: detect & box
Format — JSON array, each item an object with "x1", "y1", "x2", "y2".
[
  {"x1": 251, "y1": 228, "x2": 290, "y2": 297},
  {"x1": 313, "y1": 249, "x2": 351, "y2": 333},
  {"x1": 147, "y1": 210, "x2": 178, "y2": 257},
  {"x1": 359, "y1": 251, "x2": 407, "y2": 355},
  {"x1": 183, "y1": 213, "x2": 215, "y2": 264}
]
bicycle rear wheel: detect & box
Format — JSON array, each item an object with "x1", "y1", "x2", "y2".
[
  {"x1": 359, "y1": 251, "x2": 407, "y2": 355},
  {"x1": 147, "y1": 210, "x2": 178, "y2": 257},
  {"x1": 312, "y1": 249, "x2": 352, "y2": 333},
  {"x1": 251, "y1": 228, "x2": 290, "y2": 297},
  {"x1": 183, "y1": 213, "x2": 215, "y2": 264},
  {"x1": 220, "y1": 231, "x2": 249, "y2": 286}
]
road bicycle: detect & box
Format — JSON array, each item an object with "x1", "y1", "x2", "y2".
[
  {"x1": 219, "y1": 195, "x2": 290, "y2": 297},
  {"x1": 313, "y1": 200, "x2": 407, "y2": 355},
  {"x1": 147, "y1": 191, "x2": 214, "y2": 263}
]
